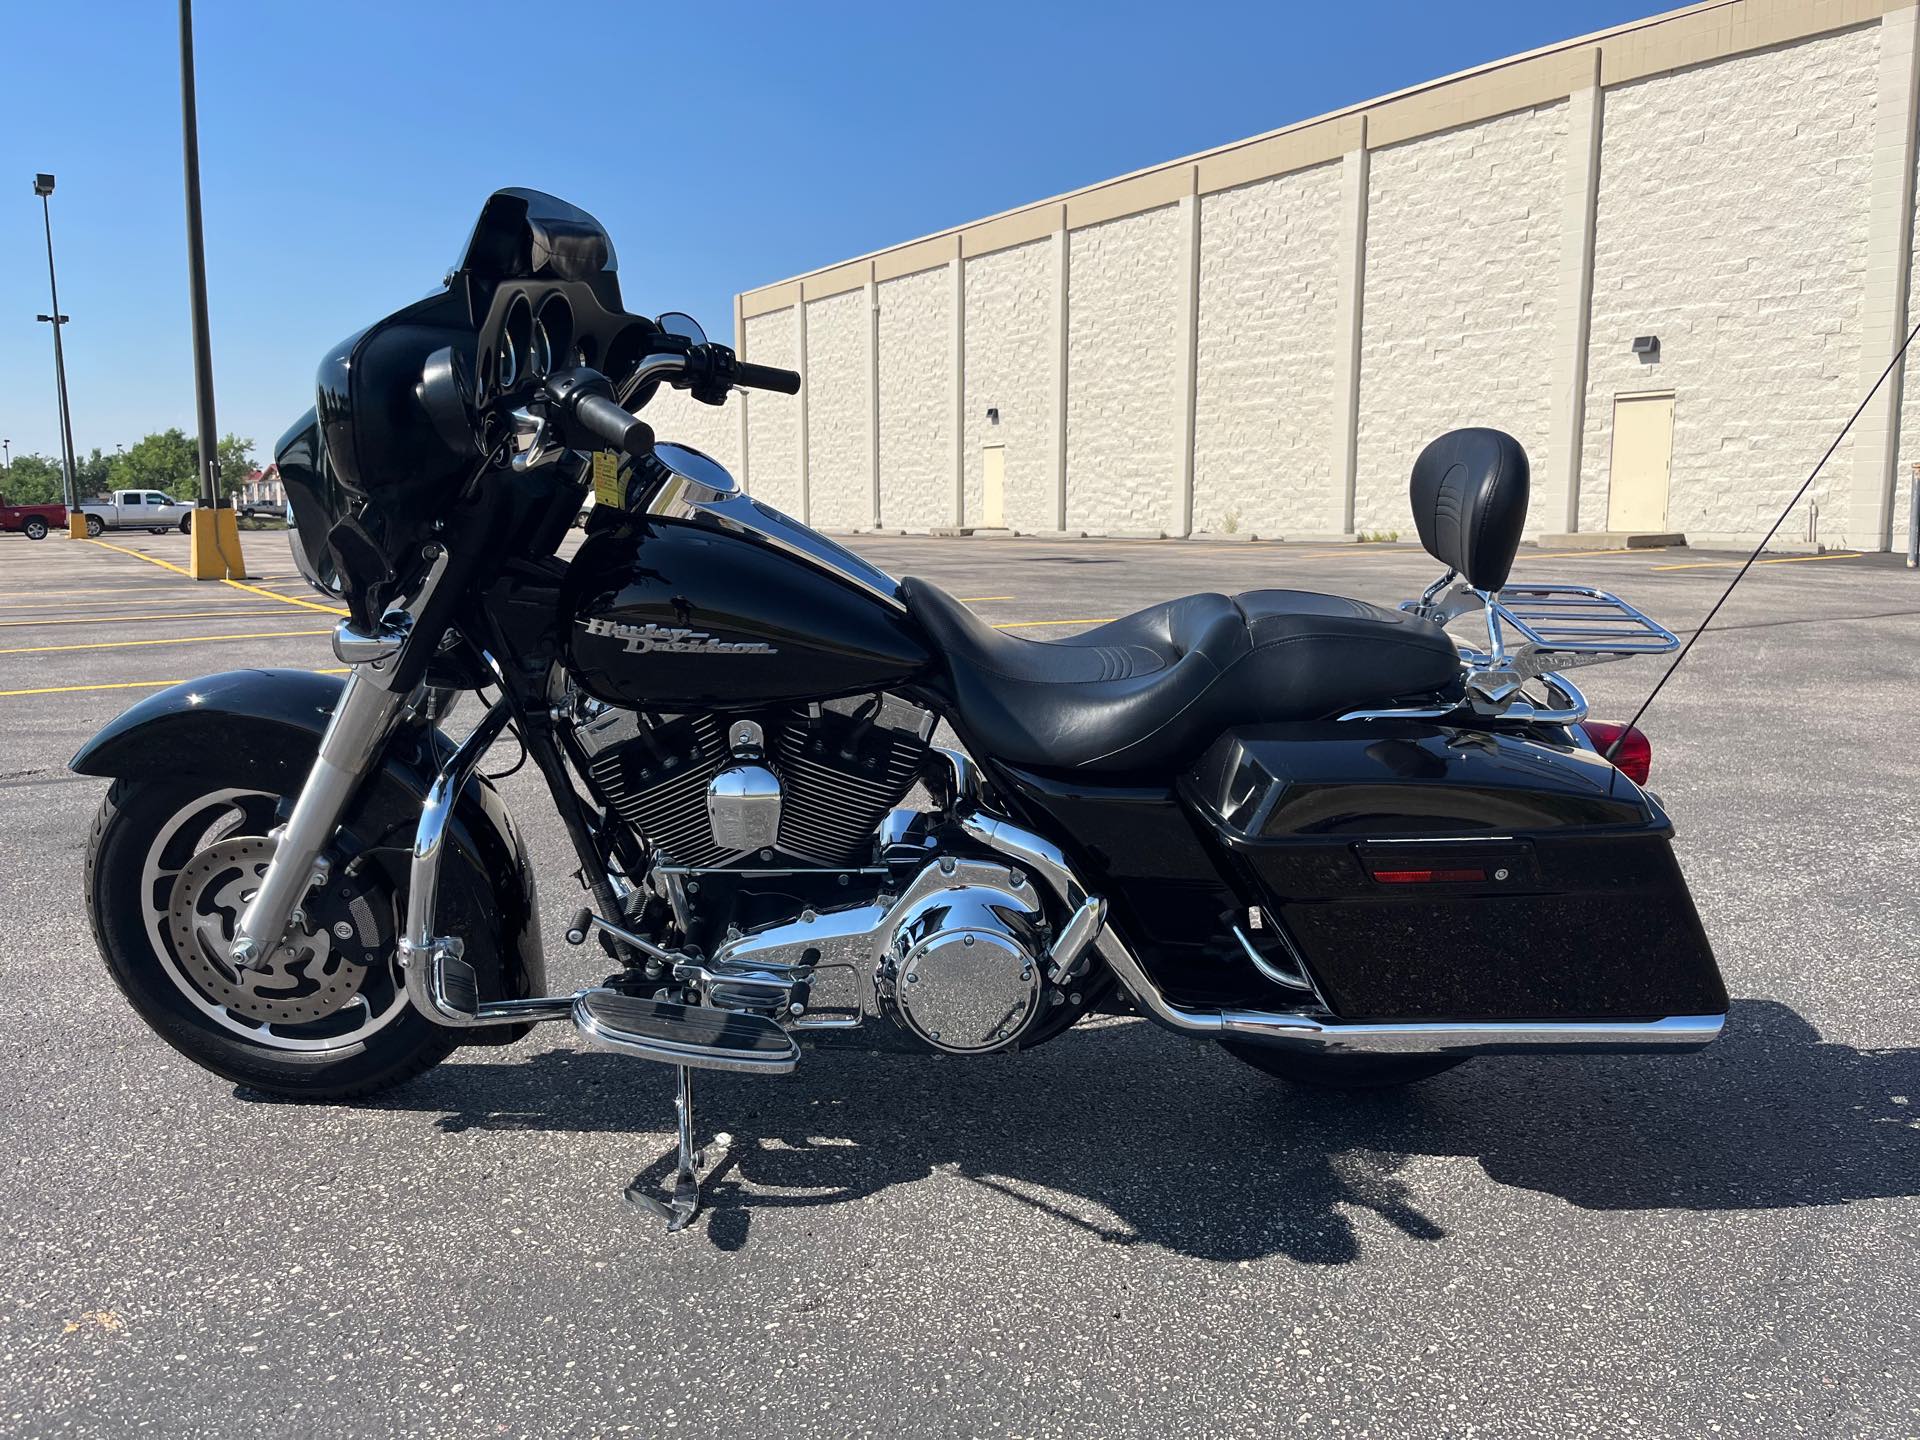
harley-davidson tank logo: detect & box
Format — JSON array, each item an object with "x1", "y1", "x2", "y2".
[{"x1": 580, "y1": 616, "x2": 777, "y2": 656}]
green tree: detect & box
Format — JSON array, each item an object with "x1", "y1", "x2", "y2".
[
  {"x1": 215, "y1": 434, "x2": 258, "y2": 500},
  {"x1": 74, "y1": 447, "x2": 114, "y2": 499},
  {"x1": 109, "y1": 428, "x2": 197, "y2": 498},
  {"x1": 2, "y1": 454, "x2": 66, "y2": 505}
]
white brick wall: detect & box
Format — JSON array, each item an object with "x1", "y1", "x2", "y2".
[
  {"x1": 1580, "y1": 27, "x2": 1879, "y2": 543},
  {"x1": 733, "y1": 14, "x2": 1914, "y2": 552},
  {"x1": 643, "y1": 385, "x2": 739, "y2": 474},
  {"x1": 1067, "y1": 206, "x2": 1185, "y2": 534},
  {"x1": 742, "y1": 308, "x2": 800, "y2": 514},
  {"x1": 805, "y1": 290, "x2": 871, "y2": 529},
  {"x1": 1192, "y1": 162, "x2": 1343, "y2": 537},
  {"x1": 877, "y1": 266, "x2": 954, "y2": 529},
  {"x1": 963, "y1": 238, "x2": 1058, "y2": 533},
  {"x1": 1355, "y1": 102, "x2": 1568, "y2": 538}
]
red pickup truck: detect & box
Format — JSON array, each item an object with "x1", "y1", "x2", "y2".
[{"x1": 0, "y1": 496, "x2": 67, "y2": 541}]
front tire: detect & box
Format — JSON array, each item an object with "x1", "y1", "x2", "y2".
[
  {"x1": 1220, "y1": 1039, "x2": 1467, "y2": 1090},
  {"x1": 85, "y1": 514, "x2": 104, "y2": 537},
  {"x1": 86, "y1": 777, "x2": 457, "y2": 1100},
  {"x1": 23, "y1": 518, "x2": 47, "y2": 540},
  {"x1": 179, "y1": 513, "x2": 193, "y2": 533}
]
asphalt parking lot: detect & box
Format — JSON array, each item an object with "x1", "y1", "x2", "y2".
[{"x1": 1, "y1": 526, "x2": 1916, "y2": 1438}]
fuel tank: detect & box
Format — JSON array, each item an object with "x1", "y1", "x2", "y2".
[{"x1": 563, "y1": 512, "x2": 932, "y2": 711}]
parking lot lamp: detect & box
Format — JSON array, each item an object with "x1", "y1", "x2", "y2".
[
  {"x1": 177, "y1": 0, "x2": 245, "y2": 579},
  {"x1": 32, "y1": 173, "x2": 86, "y2": 540}
]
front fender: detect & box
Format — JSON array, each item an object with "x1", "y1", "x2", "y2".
[{"x1": 72, "y1": 669, "x2": 546, "y2": 1037}]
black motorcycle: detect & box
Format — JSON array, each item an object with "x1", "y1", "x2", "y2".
[{"x1": 75, "y1": 191, "x2": 1726, "y2": 1230}]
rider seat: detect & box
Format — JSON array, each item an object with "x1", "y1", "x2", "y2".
[
  {"x1": 904, "y1": 426, "x2": 1529, "y2": 774},
  {"x1": 901, "y1": 581, "x2": 1461, "y2": 773}
]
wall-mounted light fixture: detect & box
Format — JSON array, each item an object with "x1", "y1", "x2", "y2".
[{"x1": 1632, "y1": 335, "x2": 1660, "y2": 362}]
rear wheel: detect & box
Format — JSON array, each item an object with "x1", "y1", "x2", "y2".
[
  {"x1": 23, "y1": 517, "x2": 47, "y2": 540},
  {"x1": 149, "y1": 526, "x2": 168, "y2": 534},
  {"x1": 85, "y1": 514, "x2": 104, "y2": 537},
  {"x1": 1219, "y1": 1040, "x2": 1466, "y2": 1090},
  {"x1": 86, "y1": 777, "x2": 457, "y2": 1100}
]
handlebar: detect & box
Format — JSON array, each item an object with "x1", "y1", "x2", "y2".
[
  {"x1": 538, "y1": 342, "x2": 801, "y2": 458},
  {"x1": 732, "y1": 358, "x2": 801, "y2": 395},
  {"x1": 543, "y1": 368, "x2": 655, "y2": 455}
]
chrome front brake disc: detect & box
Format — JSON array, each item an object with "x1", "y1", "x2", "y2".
[{"x1": 166, "y1": 837, "x2": 381, "y2": 1024}]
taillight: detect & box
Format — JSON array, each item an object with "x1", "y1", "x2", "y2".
[{"x1": 1581, "y1": 720, "x2": 1652, "y2": 786}]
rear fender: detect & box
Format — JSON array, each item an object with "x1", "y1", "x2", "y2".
[{"x1": 71, "y1": 668, "x2": 545, "y2": 1038}]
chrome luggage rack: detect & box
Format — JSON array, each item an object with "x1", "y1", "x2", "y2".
[{"x1": 1338, "y1": 571, "x2": 1679, "y2": 726}]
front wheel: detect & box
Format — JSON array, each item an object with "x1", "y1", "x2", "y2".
[
  {"x1": 85, "y1": 777, "x2": 457, "y2": 1100},
  {"x1": 179, "y1": 513, "x2": 193, "y2": 533},
  {"x1": 23, "y1": 518, "x2": 47, "y2": 540},
  {"x1": 1219, "y1": 1039, "x2": 1467, "y2": 1090},
  {"x1": 85, "y1": 514, "x2": 104, "y2": 537}
]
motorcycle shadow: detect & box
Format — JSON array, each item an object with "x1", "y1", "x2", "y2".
[{"x1": 360, "y1": 996, "x2": 1919, "y2": 1261}]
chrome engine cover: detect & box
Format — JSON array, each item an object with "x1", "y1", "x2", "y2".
[
  {"x1": 698, "y1": 855, "x2": 1051, "y2": 1053},
  {"x1": 877, "y1": 880, "x2": 1047, "y2": 1054},
  {"x1": 706, "y1": 763, "x2": 781, "y2": 853}
]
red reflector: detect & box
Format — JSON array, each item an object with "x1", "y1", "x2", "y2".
[
  {"x1": 1370, "y1": 867, "x2": 1487, "y2": 885},
  {"x1": 1581, "y1": 720, "x2": 1653, "y2": 786}
]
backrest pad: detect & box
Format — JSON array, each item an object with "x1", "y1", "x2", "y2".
[{"x1": 1408, "y1": 428, "x2": 1530, "y2": 592}]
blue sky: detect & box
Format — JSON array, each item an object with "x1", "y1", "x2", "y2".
[{"x1": 1, "y1": 0, "x2": 1672, "y2": 466}]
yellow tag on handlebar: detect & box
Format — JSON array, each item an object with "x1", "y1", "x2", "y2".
[{"x1": 591, "y1": 450, "x2": 624, "y2": 509}]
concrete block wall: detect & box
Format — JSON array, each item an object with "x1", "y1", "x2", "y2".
[
  {"x1": 734, "y1": 0, "x2": 1920, "y2": 552},
  {"x1": 876, "y1": 266, "x2": 953, "y2": 530},
  {"x1": 1580, "y1": 25, "x2": 1879, "y2": 544},
  {"x1": 1067, "y1": 208, "x2": 1187, "y2": 535},
  {"x1": 741, "y1": 308, "x2": 800, "y2": 516},
  {"x1": 1356, "y1": 102, "x2": 1569, "y2": 538},
  {"x1": 963, "y1": 238, "x2": 1058, "y2": 533},
  {"x1": 804, "y1": 289, "x2": 870, "y2": 528},
  {"x1": 644, "y1": 385, "x2": 739, "y2": 473},
  {"x1": 1192, "y1": 163, "x2": 1342, "y2": 538}
]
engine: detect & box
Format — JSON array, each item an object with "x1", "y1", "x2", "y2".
[
  {"x1": 576, "y1": 691, "x2": 934, "y2": 868},
  {"x1": 575, "y1": 694, "x2": 1097, "y2": 1056}
]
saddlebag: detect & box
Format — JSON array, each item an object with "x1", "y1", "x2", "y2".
[{"x1": 1182, "y1": 723, "x2": 1727, "y2": 1023}]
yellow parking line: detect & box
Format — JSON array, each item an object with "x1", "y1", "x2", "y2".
[
  {"x1": 0, "y1": 594, "x2": 289, "y2": 613},
  {"x1": 82, "y1": 536, "x2": 348, "y2": 616},
  {"x1": 219, "y1": 578, "x2": 347, "y2": 615},
  {"x1": 0, "y1": 609, "x2": 297, "y2": 629},
  {"x1": 84, "y1": 537, "x2": 194, "y2": 577},
  {"x1": 0, "y1": 666, "x2": 350, "y2": 700},
  {"x1": 958, "y1": 595, "x2": 1015, "y2": 603},
  {"x1": 1653, "y1": 552, "x2": 1863, "y2": 571},
  {"x1": 0, "y1": 628, "x2": 331, "y2": 656},
  {"x1": 1523, "y1": 547, "x2": 1646, "y2": 559},
  {"x1": 0, "y1": 584, "x2": 222, "y2": 602},
  {"x1": 994, "y1": 617, "x2": 1118, "y2": 629}
]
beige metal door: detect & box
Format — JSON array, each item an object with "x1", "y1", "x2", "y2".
[
  {"x1": 981, "y1": 444, "x2": 1006, "y2": 529},
  {"x1": 1607, "y1": 392, "x2": 1675, "y2": 532}
]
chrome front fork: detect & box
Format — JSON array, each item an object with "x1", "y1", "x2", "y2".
[{"x1": 229, "y1": 666, "x2": 408, "y2": 969}]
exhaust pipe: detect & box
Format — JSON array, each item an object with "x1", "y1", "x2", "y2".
[{"x1": 962, "y1": 806, "x2": 1723, "y2": 1057}]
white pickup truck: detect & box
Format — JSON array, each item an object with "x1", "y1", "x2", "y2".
[{"x1": 78, "y1": 490, "x2": 197, "y2": 537}]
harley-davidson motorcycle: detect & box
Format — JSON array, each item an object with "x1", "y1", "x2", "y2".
[{"x1": 75, "y1": 190, "x2": 1727, "y2": 1229}]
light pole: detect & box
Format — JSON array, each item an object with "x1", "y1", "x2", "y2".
[
  {"x1": 33, "y1": 173, "x2": 83, "y2": 534},
  {"x1": 178, "y1": 0, "x2": 242, "y2": 577}
]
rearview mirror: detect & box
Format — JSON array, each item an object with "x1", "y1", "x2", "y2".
[{"x1": 657, "y1": 311, "x2": 707, "y2": 346}]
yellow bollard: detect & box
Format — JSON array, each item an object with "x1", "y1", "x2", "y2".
[
  {"x1": 66, "y1": 509, "x2": 88, "y2": 540},
  {"x1": 213, "y1": 505, "x2": 248, "y2": 580},
  {"x1": 188, "y1": 506, "x2": 248, "y2": 580}
]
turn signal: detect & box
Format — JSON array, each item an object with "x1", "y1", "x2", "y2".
[{"x1": 1581, "y1": 720, "x2": 1652, "y2": 786}]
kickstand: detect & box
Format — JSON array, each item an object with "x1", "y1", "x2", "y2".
[{"x1": 625, "y1": 1064, "x2": 731, "y2": 1233}]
